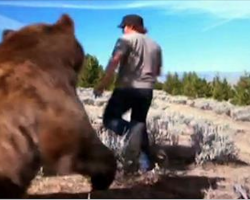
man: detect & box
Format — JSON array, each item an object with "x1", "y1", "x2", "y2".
[{"x1": 94, "y1": 14, "x2": 163, "y2": 172}]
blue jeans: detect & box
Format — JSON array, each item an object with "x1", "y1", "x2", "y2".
[{"x1": 103, "y1": 88, "x2": 153, "y2": 170}]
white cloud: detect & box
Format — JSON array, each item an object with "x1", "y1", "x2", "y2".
[
  {"x1": 0, "y1": 14, "x2": 25, "y2": 30},
  {"x1": 1, "y1": 0, "x2": 250, "y2": 32},
  {"x1": 153, "y1": 1, "x2": 250, "y2": 20},
  {"x1": 201, "y1": 18, "x2": 234, "y2": 32},
  {"x1": 0, "y1": 1, "x2": 163, "y2": 10},
  {"x1": 0, "y1": 0, "x2": 250, "y2": 20},
  {"x1": 129, "y1": 1, "x2": 250, "y2": 31}
]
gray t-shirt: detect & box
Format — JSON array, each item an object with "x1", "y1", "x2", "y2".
[{"x1": 112, "y1": 32, "x2": 162, "y2": 89}]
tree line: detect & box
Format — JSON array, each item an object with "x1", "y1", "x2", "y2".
[
  {"x1": 77, "y1": 54, "x2": 116, "y2": 90},
  {"x1": 77, "y1": 53, "x2": 250, "y2": 106},
  {"x1": 155, "y1": 72, "x2": 250, "y2": 106}
]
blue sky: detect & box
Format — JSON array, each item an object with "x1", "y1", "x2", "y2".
[{"x1": 0, "y1": 0, "x2": 250, "y2": 75}]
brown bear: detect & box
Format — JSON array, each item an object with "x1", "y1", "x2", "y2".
[{"x1": 0, "y1": 14, "x2": 117, "y2": 198}]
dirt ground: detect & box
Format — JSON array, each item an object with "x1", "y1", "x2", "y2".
[
  {"x1": 26, "y1": 103, "x2": 250, "y2": 199},
  {"x1": 26, "y1": 152, "x2": 249, "y2": 199}
]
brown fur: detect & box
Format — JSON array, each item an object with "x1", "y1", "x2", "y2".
[{"x1": 0, "y1": 14, "x2": 117, "y2": 198}]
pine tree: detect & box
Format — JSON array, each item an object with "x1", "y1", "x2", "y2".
[
  {"x1": 77, "y1": 54, "x2": 104, "y2": 88},
  {"x1": 212, "y1": 75, "x2": 224, "y2": 101},
  {"x1": 163, "y1": 72, "x2": 174, "y2": 94},
  {"x1": 154, "y1": 80, "x2": 164, "y2": 90},
  {"x1": 222, "y1": 78, "x2": 234, "y2": 100},
  {"x1": 163, "y1": 72, "x2": 182, "y2": 95},
  {"x1": 232, "y1": 72, "x2": 250, "y2": 106},
  {"x1": 182, "y1": 72, "x2": 198, "y2": 98},
  {"x1": 211, "y1": 76, "x2": 233, "y2": 101},
  {"x1": 196, "y1": 78, "x2": 213, "y2": 98}
]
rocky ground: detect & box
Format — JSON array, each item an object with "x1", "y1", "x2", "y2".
[{"x1": 26, "y1": 88, "x2": 250, "y2": 199}]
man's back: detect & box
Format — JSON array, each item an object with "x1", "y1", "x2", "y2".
[{"x1": 115, "y1": 33, "x2": 162, "y2": 89}]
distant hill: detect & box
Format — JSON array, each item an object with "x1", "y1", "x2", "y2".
[{"x1": 158, "y1": 71, "x2": 248, "y2": 85}]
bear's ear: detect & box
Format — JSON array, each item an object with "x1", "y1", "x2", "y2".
[
  {"x1": 2, "y1": 29, "x2": 15, "y2": 41},
  {"x1": 55, "y1": 14, "x2": 74, "y2": 33}
]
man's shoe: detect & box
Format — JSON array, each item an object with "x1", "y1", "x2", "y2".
[
  {"x1": 121, "y1": 122, "x2": 145, "y2": 173},
  {"x1": 154, "y1": 148, "x2": 169, "y2": 169},
  {"x1": 139, "y1": 151, "x2": 155, "y2": 172}
]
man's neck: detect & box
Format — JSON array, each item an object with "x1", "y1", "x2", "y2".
[{"x1": 125, "y1": 30, "x2": 141, "y2": 35}]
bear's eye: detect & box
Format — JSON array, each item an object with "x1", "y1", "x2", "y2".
[{"x1": 43, "y1": 26, "x2": 54, "y2": 34}]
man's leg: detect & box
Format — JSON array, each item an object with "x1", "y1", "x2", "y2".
[
  {"x1": 121, "y1": 121, "x2": 146, "y2": 173},
  {"x1": 130, "y1": 89, "x2": 154, "y2": 171},
  {"x1": 103, "y1": 88, "x2": 131, "y2": 136},
  {"x1": 103, "y1": 88, "x2": 142, "y2": 173}
]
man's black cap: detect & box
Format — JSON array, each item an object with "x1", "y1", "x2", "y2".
[{"x1": 118, "y1": 14, "x2": 144, "y2": 29}]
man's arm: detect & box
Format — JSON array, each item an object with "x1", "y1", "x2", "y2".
[
  {"x1": 96, "y1": 38, "x2": 130, "y2": 90},
  {"x1": 99, "y1": 52, "x2": 122, "y2": 88},
  {"x1": 156, "y1": 47, "x2": 163, "y2": 77}
]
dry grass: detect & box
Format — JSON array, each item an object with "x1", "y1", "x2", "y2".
[{"x1": 24, "y1": 89, "x2": 250, "y2": 198}]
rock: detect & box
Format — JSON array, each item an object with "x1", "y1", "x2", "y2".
[
  {"x1": 213, "y1": 102, "x2": 233, "y2": 116},
  {"x1": 169, "y1": 96, "x2": 188, "y2": 105},
  {"x1": 82, "y1": 98, "x2": 94, "y2": 105},
  {"x1": 94, "y1": 98, "x2": 107, "y2": 107},
  {"x1": 153, "y1": 90, "x2": 167, "y2": 99},
  {"x1": 193, "y1": 99, "x2": 211, "y2": 110},
  {"x1": 187, "y1": 100, "x2": 195, "y2": 106},
  {"x1": 230, "y1": 106, "x2": 250, "y2": 121}
]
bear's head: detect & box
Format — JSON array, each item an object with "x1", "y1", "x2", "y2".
[{"x1": 0, "y1": 14, "x2": 84, "y2": 78}]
